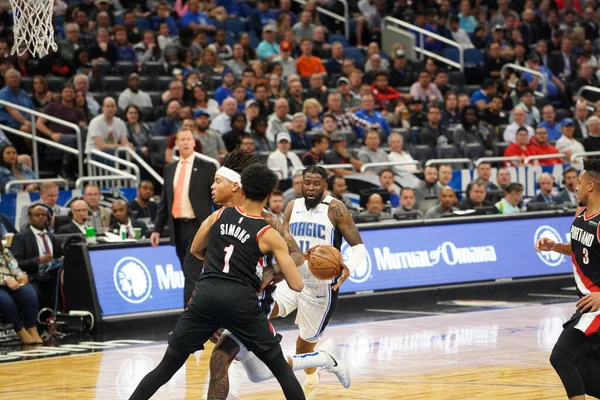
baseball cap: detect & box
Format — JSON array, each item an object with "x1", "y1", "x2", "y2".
[
  {"x1": 245, "y1": 99, "x2": 258, "y2": 108},
  {"x1": 527, "y1": 53, "x2": 540, "y2": 62},
  {"x1": 193, "y1": 109, "x2": 210, "y2": 119},
  {"x1": 329, "y1": 132, "x2": 344, "y2": 142},
  {"x1": 336, "y1": 77, "x2": 350, "y2": 86},
  {"x1": 561, "y1": 118, "x2": 575, "y2": 127},
  {"x1": 222, "y1": 69, "x2": 234, "y2": 78},
  {"x1": 263, "y1": 25, "x2": 275, "y2": 33},
  {"x1": 280, "y1": 40, "x2": 292, "y2": 52},
  {"x1": 409, "y1": 96, "x2": 423, "y2": 105},
  {"x1": 395, "y1": 49, "x2": 405, "y2": 58},
  {"x1": 493, "y1": 24, "x2": 506, "y2": 32},
  {"x1": 276, "y1": 132, "x2": 291, "y2": 143}
]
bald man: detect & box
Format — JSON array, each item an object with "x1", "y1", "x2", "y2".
[
  {"x1": 109, "y1": 200, "x2": 148, "y2": 239},
  {"x1": 424, "y1": 187, "x2": 458, "y2": 219},
  {"x1": 357, "y1": 193, "x2": 392, "y2": 220},
  {"x1": 58, "y1": 200, "x2": 90, "y2": 234}
]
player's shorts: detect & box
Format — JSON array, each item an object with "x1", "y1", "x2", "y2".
[
  {"x1": 258, "y1": 286, "x2": 277, "y2": 318},
  {"x1": 274, "y1": 280, "x2": 339, "y2": 342},
  {"x1": 565, "y1": 310, "x2": 600, "y2": 337},
  {"x1": 168, "y1": 279, "x2": 281, "y2": 358}
]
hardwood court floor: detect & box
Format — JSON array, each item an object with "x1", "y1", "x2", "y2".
[{"x1": 0, "y1": 303, "x2": 580, "y2": 399}]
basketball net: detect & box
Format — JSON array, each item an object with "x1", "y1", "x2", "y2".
[{"x1": 9, "y1": 0, "x2": 57, "y2": 58}]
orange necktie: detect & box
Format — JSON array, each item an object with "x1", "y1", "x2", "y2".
[{"x1": 172, "y1": 160, "x2": 187, "y2": 218}]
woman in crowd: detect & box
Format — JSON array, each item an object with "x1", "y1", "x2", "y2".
[
  {"x1": 268, "y1": 74, "x2": 284, "y2": 100},
  {"x1": 196, "y1": 48, "x2": 224, "y2": 82},
  {"x1": 177, "y1": 48, "x2": 199, "y2": 76},
  {"x1": 189, "y1": 83, "x2": 220, "y2": 119},
  {"x1": 125, "y1": 105, "x2": 152, "y2": 158},
  {"x1": 250, "y1": 115, "x2": 272, "y2": 152},
  {"x1": 0, "y1": 145, "x2": 38, "y2": 194},
  {"x1": 71, "y1": 48, "x2": 93, "y2": 78},
  {"x1": 239, "y1": 33, "x2": 257, "y2": 61},
  {"x1": 75, "y1": 90, "x2": 92, "y2": 123},
  {"x1": 303, "y1": 98, "x2": 323, "y2": 132},
  {"x1": 0, "y1": 240, "x2": 43, "y2": 344},
  {"x1": 453, "y1": 105, "x2": 493, "y2": 152},
  {"x1": 31, "y1": 75, "x2": 53, "y2": 110},
  {"x1": 134, "y1": 30, "x2": 163, "y2": 63},
  {"x1": 276, "y1": 13, "x2": 293, "y2": 42},
  {"x1": 251, "y1": 61, "x2": 268, "y2": 86}
]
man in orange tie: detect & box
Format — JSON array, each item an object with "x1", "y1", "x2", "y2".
[{"x1": 151, "y1": 129, "x2": 216, "y2": 305}]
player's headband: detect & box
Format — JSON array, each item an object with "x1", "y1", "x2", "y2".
[{"x1": 216, "y1": 167, "x2": 242, "y2": 186}]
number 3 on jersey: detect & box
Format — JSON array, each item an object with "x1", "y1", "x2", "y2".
[
  {"x1": 299, "y1": 240, "x2": 311, "y2": 253},
  {"x1": 223, "y1": 244, "x2": 235, "y2": 273},
  {"x1": 583, "y1": 248, "x2": 590, "y2": 265}
]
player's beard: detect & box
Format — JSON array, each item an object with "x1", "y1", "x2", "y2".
[{"x1": 304, "y1": 191, "x2": 325, "y2": 210}]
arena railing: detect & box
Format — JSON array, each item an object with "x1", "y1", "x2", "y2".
[
  {"x1": 75, "y1": 175, "x2": 137, "y2": 190},
  {"x1": 87, "y1": 149, "x2": 140, "y2": 188},
  {"x1": 292, "y1": 0, "x2": 349, "y2": 38},
  {"x1": 0, "y1": 98, "x2": 84, "y2": 178},
  {"x1": 171, "y1": 149, "x2": 221, "y2": 169},
  {"x1": 5, "y1": 178, "x2": 68, "y2": 193},
  {"x1": 360, "y1": 160, "x2": 421, "y2": 173},
  {"x1": 576, "y1": 85, "x2": 600, "y2": 103},
  {"x1": 115, "y1": 147, "x2": 164, "y2": 185},
  {"x1": 500, "y1": 64, "x2": 547, "y2": 96},
  {"x1": 523, "y1": 154, "x2": 568, "y2": 166},
  {"x1": 291, "y1": 164, "x2": 356, "y2": 176},
  {"x1": 382, "y1": 16, "x2": 464, "y2": 72},
  {"x1": 425, "y1": 158, "x2": 474, "y2": 168},
  {"x1": 475, "y1": 156, "x2": 521, "y2": 166},
  {"x1": 570, "y1": 151, "x2": 600, "y2": 164}
]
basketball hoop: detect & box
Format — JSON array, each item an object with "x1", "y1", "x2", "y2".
[{"x1": 9, "y1": 0, "x2": 57, "y2": 58}]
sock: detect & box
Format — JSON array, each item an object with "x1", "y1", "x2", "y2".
[
  {"x1": 304, "y1": 369, "x2": 320, "y2": 386},
  {"x1": 291, "y1": 351, "x2": 330, "y2": 371},
  {"x1": 228, "y1": 359, "x2": 244, "y2": 397}
]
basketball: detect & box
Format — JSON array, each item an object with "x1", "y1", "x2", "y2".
[{"x1": 308, "y1": 245, "x2": 343, "y2": 280}]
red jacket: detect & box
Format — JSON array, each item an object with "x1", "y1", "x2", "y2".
[
  {"x1": 371, "y1": 84, "x2": 402, "y2": 111},
  {"x1": 527, "y1": 138, "x2": 563, "y2": 166}
]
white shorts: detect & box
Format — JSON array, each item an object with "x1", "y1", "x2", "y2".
[
  {"x1": 222, "y1": 329, "x2": 274, "y2": 384},
  {"x1": 274, "y1": 280, "x2": 339, "y2": 342}
]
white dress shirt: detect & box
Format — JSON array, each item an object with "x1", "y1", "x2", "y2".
[
  {"x1": 267, "y1": 149, "x2": 303, "y2": 179},
  {"x1": 503, "y1": 122, "x2": 534, "y2": 143},
  {"x1": 555, "y1": 135, "x2": 585, "y2": 169},
  {"x1": 172, "y1": 153, "x2": 196, "y2": 219},
  {"x1": 209, "y1": 112, "x2": 232, "y2": 134},
  {"x1": 72, "y1": 220, "x2": 87, "y2": 234},
  {"x1": 388, "y1": 151, "x2": 418, "y2": 173},
  {"x1": 30, "y1": 226, "x2": 53, "y2": 257}
]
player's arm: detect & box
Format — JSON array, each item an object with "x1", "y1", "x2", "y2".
[
  {"x1": 535, "y1": 237, "x2": 572, "y2": 256},
  {"x1": 282, "y1": 199, "x2": 295, "y2": 233},
  {"x1": 259, "y1": 228, "x2": 304, "y2": 292},
  {"x1": 328, "y1": 199, "x2": 367, "y2": 290},
  {"x1": 190, "y1": 211, "x2": 219, "y2": 259},
  {"x1": 263, "y1": 211, "x2": 304, "y2": 267}
]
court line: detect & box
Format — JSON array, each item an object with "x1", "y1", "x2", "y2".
[
  {"x1": 527, "y1": 293, "x2": 579, "y2": 299},
  {"x1": 365, "y1": 308, "x2": 448, "y2": 315}
]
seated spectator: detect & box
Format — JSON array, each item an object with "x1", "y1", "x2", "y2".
[
  {"x1": 322, "y1": 132, "x2": 364, "y2": 176},
  {"x1": 0, "y1": 145, "x2": 37, "y2": 194},
  {"x1": 222, "y1": 113, "x2": 248, "y2": 152},
  {"x1": 74, "y1": 74, "x2": 100, "y2": 116},
  {"x1": 355, "y1": 94, "x2": 390, "y2": 141},
  {"x1": 283, "y1": 172, "x2": 303, "y2": 208},
  {"x1": 512, "y1": 88, "x2": 540, "y2": 127},
  {"x1": 305, "y1": 74, "x2": 328, "y2": 106},
  {"x1": 296, "y1": 39, "x2": 326, "y2": 78},
  {"x1": 267, "y1": 132, "x2": 303, "y2": 179},
  {"x1": 197, "y1": 48, "x2": 225, "y2": 82},
  {"x1": 75, "y1": 89, "x2": 92, "y2": 123},
  {"x1": 357, "y1": 130, "x2": 388, "y2": 173},
  {"x1": 124, "y1": 105, "x2": 151, "y2": 159},
  {"x1": 300, "y1": 134, "x2": 328, "y2": 166},
  {"x1": 214, "y1": 70, "x2": 236, "y2": 106},
  {"x1": 387, "y1": 133, "x2": 418, "y2": 173},
  {"x1": 408, "y1": 97, "x2": 427, "y2": 128},
  {"x1": 30, "y1": 75, "x2": 54, "y2": 111},
  {"x1": 583, "y1": 116, "x2": 600, "y2": 152},
  {"x1": 325, "y1": 42, "x2": 345, "y2": 76},
  {"x1": 389, "y1": 49, "x2": 414, "y2": 88},
  {"x1": 0, "y1": 240, "x2": 43, "y2": 344},
  {"x1": 302, "y1": 98, "x2": 322, "y2": 132},
  {"x1": 321, "y1": 113, "x2": 338, "y2": 137},
  {"x1": 442, "y1": 93, "x2": 460, "y2": 126},
  {"x1": 85, "y1": 97, "x2": 133, "y2": 156},
  {"x1": 109, "y1": 200, "x2": 148, "y2": 239},
  {"x1": 334, "y1": 77, "x2": 359, "y2": 112},
  {"x1": 528, "y1": 126, "x2": 563, "y2": 165},
  {"x1": 152, "y1": 99, "x2": 182, "y2": 137},
  {"x1": 449, "y1": 15, "x2": 474, "y2": 48},
  {"x1": 0, "y1": 69, "x2": 34, "y2": 153},
  {"x1": 288, "y1": 113, "x2": 311, "y2": 150},
  {"x1": 257, "y1": 25, "x2": 280, "y2": 62},
  {"x1": 504, "y1": 127, "x2": 533, "y2": 166},
  {"x1": 420, "y1": 105, "x2": 452, "y2": 149},
  {"x1": 459, "y1": 179, "x2": 496, "y2": 210},
  {"x1": 57, "y1": 199, "x2": 89, "y2": 234},
  {"x1": 410, "y1": 71, "x2": 442, "y2": 105},
  {"x1": 416, "y1": 165, "x2": 442, "y2": 207},
  {"x1": 293, "y1": 10, "x2": 315, "y2": 42},
  {"x1": 210, "y1": 97, "x2": 238, "y2": 135},
  {"x1": 18, "y1": 182, "x2": 69, "y2": 232},
  {"x1": 180, "y1": 0, "x2": 218, "y2": 33},
  {"x1": 226, "y1": 43, "x2": 249, "y2": 79},
  {"x1": 523, "y1": 53, "x2": 564, "y2": 102},
  {"x1": 128, "y1": 180, "x2": 158, "y2": 222},
  {"x1": 438, "y1": 164, "x2": 453, "y2": 187},
  {"x1": 230, "y1": 85, "x2": 250, "y2": 113},
  {"x1": 472, "y1": 162, "x2": 499, "y2": 191},
  {"x1": 208, "y1": 29, "x2": 233, "y2": 62},
  {"x1": 82, "y1": 184, "x2": 110, "y2": 234},
  {"x1": 458, "y1": 0, "x2": 477, "y2": 33},
  {"x1": 395, "y1": 187, "x2": 423, "y2": 218},
  {"x1": 453, "y1": 105, "x2": 492, "y2": 152},
  {"x1": 89, "y1": 28, "x2": 119, "y2": 65},
  {"x1": 286, "y1": 79, "x2": 306, "y2": 115},
  {"x1": 484, "y1": 42, "x2": 507, "y2": 79},
  {"x1": 503, "y1": 107, "x2": 534, "y2": 143},
  {"x1": 424, "y1": 187, "x2": 458, "y2": 219},
  {"x1": 328, "y1": 174, "x2": 358, "y2": 212},
  {"x1": 495, "y1": 182, "x2": 523, "y2": 214},
  {"x1": 480, "y1": 94, "x2": 508, "y2": 130},
  {"x1": 58, "y1": 23, "x2": 83, "y2": 65},
  {"x1": 470, "y1": 79, "x2": 497, "y2": 111},
  {"x1": 364, "y1": 54, "x2": 389, "y2": 84},
  {"x1": 263, "y1": 189, "x2": 284, "y2": 224},
  {"x1": 267, "y1": 98, "x2": 293, "y2": 144},
  {"x1": 555, "y1": 119, "x2": 584, "y2": 170},
  {"x1": 378, "y1": 169, "x2": 400, "y2": 208},
  {"x1": 531, "y1": 173, "x2": 558, "y2": 204},
  {"x1": 555, "y1": 167, "x2": 578, "y2": 206},
  {"x1": 134, "y1": 30, "x2": 163, "y2": 64},
  {"x1": 12, "y1": 204, "x2": 63, "y2": 309},
  {"x1": 113, "y1": 25, "x2": 137, "y2": 62},
  {"x1": 538, "y1": 105, "x2": 562, "y2": 141},
  {"x1": 496, "y1": 168, "x2": 512, "y2": 192},
  {"x1": 433, "y1": 70, "x2": 451, "y2": 98},
  {"x1": 357, "y1": 193, "x2": 392, "y2": 221},
  {"x1": 118, "y1": 73, "x2": 152, "y2": 111},
  {"x1": 250, "y1": 115, "x2": 272, "y2": 152},
  {"x1": 273, "y1": 40, "x2": 297, "y2": 78}
]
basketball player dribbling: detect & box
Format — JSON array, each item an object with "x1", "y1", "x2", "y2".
[
  {"x1": 205, "y1": 150, "x2": 350, "y2": 399},
  {"x1": 129, "y1": 163, "x2": 305, "y2": 400},
  {"x1": 536, "y1": 158, "x2": 600, "y2": 400},
  {"x1": 272, "y1": 165, "x2": 367, "y2": 399}
]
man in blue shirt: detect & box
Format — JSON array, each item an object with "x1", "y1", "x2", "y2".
[
  {"x1": 0, "y1": 68, "x2": 34, "y2": 133},
  {"x1": 249, "y1": 0, "x2": 276, "y2": 37},
  {"x1": 180, "y1": 0, "x2": 217, "y2": 34},
  {"x1": 538, "y1": 104, "x2": 562, "y2": 141},
  {"x1": 470, "y1": 79, "x2": 497, "y2": 110},
  {"x1": 522, "y1": 53, "x2": 565, "y2": 100},
  {"x1": 354, "y1": 93, "x2": 389, "y2": 140},
  {"x1": 214, "y1": 70, "x2": 236, "y2": 105},
  {"x1": 256, "y1": 25, "x2": 280, "y2": 61}
]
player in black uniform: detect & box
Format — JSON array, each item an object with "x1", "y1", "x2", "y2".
[
  {"x1": 129, "y1": 163, "x2": 305, "y2": 400},
  {"x1": 536, "y1": 158, "x2": 600, "y2": 400}
]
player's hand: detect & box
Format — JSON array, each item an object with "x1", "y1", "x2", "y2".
[
  {"x1": 577, "y1": 292, "x2": 600, "y2": 313},
  {"x1": 331, "y1": 261, "x2": 350, "y2": 291},
  {"x1": 209, "y1": 330, "x2": 222, "y2": 344},
  {"x1": 535, "y1": 238, "x2": 556, "y2": 252},
  {"x1": 259, "y1": 265, "x2": 275, "y2": 292},
  {"x1": 150, "y1": 232, "x2": 160, "y2": 247},
  {"x1": 303, "y1": 246, "x2": 318, "y2": 261}
]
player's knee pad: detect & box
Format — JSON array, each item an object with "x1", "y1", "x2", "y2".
[{"x1": 243, "y1": 360, "x2": 273, "y2": 383}]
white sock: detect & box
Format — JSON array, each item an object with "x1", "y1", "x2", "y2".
[
  {"x1": 228, "y1": 359, "x2": 244, "y2": 397},
  {"x1": 291, "y1": 351, "x2": 330, "y2": 371}
]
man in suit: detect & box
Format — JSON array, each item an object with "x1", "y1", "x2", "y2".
[
  {"x1": 18, "y1": 182, "x2": 69, "y2": 232},
  {"x1": 129, "y1": 180, "x2": 158, "y2": 222},
  {"x1": 548, "y1": 37, "x2": 578, "y2": 82},
  {"x1": 555, "y1": 167, "x2": 578, "y2": 206},
  {"x1": 11, "y1": 204, "x2": 63, "y2": 309},
  {"x1": 58, "y1": 200, "x2": 89, "y2": 235},
  {"x1": 82, "y1": 183, "x2": 111, "y2": 234},
  {"x1": 151, "y1": 129, "x2": 216, "y2": 305},
  {"x1": 109, "y1": 200, "x2": 148, "y2": 238}
]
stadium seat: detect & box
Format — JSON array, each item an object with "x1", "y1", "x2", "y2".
[
  {"x1": 139, "y1": 107, "x2": 155, "y2": 122},
  {"x1": 555, "y1": 108, "x2": 572, "y2": 121},
  {"x1": 329, "y1": 34, "x2": 349, "y2": 47},
  {"x1": 20, "y1": 76, "x2": 33, "y2": 92},
  {"x1": 411, "y1": 145, "x2": 435, "y2": 166},
  {"x1": 436, "y1": 144, "x2": 460, "y2": 159},
  {"x1": 142, "y1": 61, "x2": 166, "y2": 76},
  {"x1": 91, "y1": 92, "x2": 107, "y2": 106},
  {"x1": 147, "y1": 91, "x2": 163, "y2": 108},
  {"x1": 224, "y1": 19, "x2": 247, "y2": 36},
  {"x1": 225, "y1": 33, "x2": 237, "y2": 47},
  {"x1": 156, "y1": 76, "x2": 173, "y2": 91},
  {"x1": 149, "y1": 136, "x2": 168, "y2": 169},
  {"x1": 493, "y1": 141, "x2": 509, "y2": 157},
  {"x1": 115, "y1": 61, "x2": 138, "y2": 76},
  {"x1": 103, "y1": 76, "x2": 127, "y2": 92},
  {"x1": 345, "y1": 47, "x2": 365, "y2": 64},
  {"x1": 462, "y1": 142, "x2": 485, "y2": 160},
  {"x1": 135, "y1": 17, "x2": 152, "y2": 31},
  {"x1": 166, "y1": 61, "x2": 179, "y2": 75},
  {"x1": 139, "y1": 76, "x2": 155, "y2": 91},
  {"x1": 464, "y1": 49, "x2": 484, "y2": 66},
  {"x1": 46, "y1": 77, "x2": 67, "y2": 92},
  {"x1": 95, "y1": 61, "x2": 112, "y2": 76},
  {"x1": 443, "y1": 48, "x2": 460, "y2": 63}
]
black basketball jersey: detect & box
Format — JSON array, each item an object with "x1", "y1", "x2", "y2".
[
  {"x1": 571, "y1": 208, "x2": 600, "y2": 296},
  {"x1": 200, "y1": 207, "x2": 272, "y2": 291}
]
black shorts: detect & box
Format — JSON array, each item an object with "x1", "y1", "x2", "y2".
[{"x1": 168, "y1": 279, "x2": 282, "y2": 359}]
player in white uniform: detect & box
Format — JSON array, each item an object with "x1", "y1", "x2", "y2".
[{"x1": 273, "y1": 165, "x2": 367, "y2": 399}]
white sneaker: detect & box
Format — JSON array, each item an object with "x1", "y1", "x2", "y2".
[
  {"x1": 302, "y1": 373, "x2": 320, "y2": 400},
  {"x1": 318, "y1": 339, "x2": 351, "y2": 389}
]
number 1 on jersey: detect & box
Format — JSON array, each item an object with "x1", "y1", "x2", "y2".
[
  {"x1": 299, "y1": 240, "x2": 310, "y2": 253},
  {"x1": 223, "y1": 244, "x2": 235, "y2": 273}
]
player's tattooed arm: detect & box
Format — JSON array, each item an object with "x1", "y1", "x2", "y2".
[
  {"x1": 328, "y1": 200, "x2": 363, "y2": 246},
  {"x1": 282, "y1": 200, "x2": 295, "y2": 233},
  {"x1": 263, "y1": 210, "x2": 303, "y2": 268}
]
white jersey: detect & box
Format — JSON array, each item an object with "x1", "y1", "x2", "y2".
[{"x1": 289, "y1": 195, "x2": 341, "y2": 285}]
